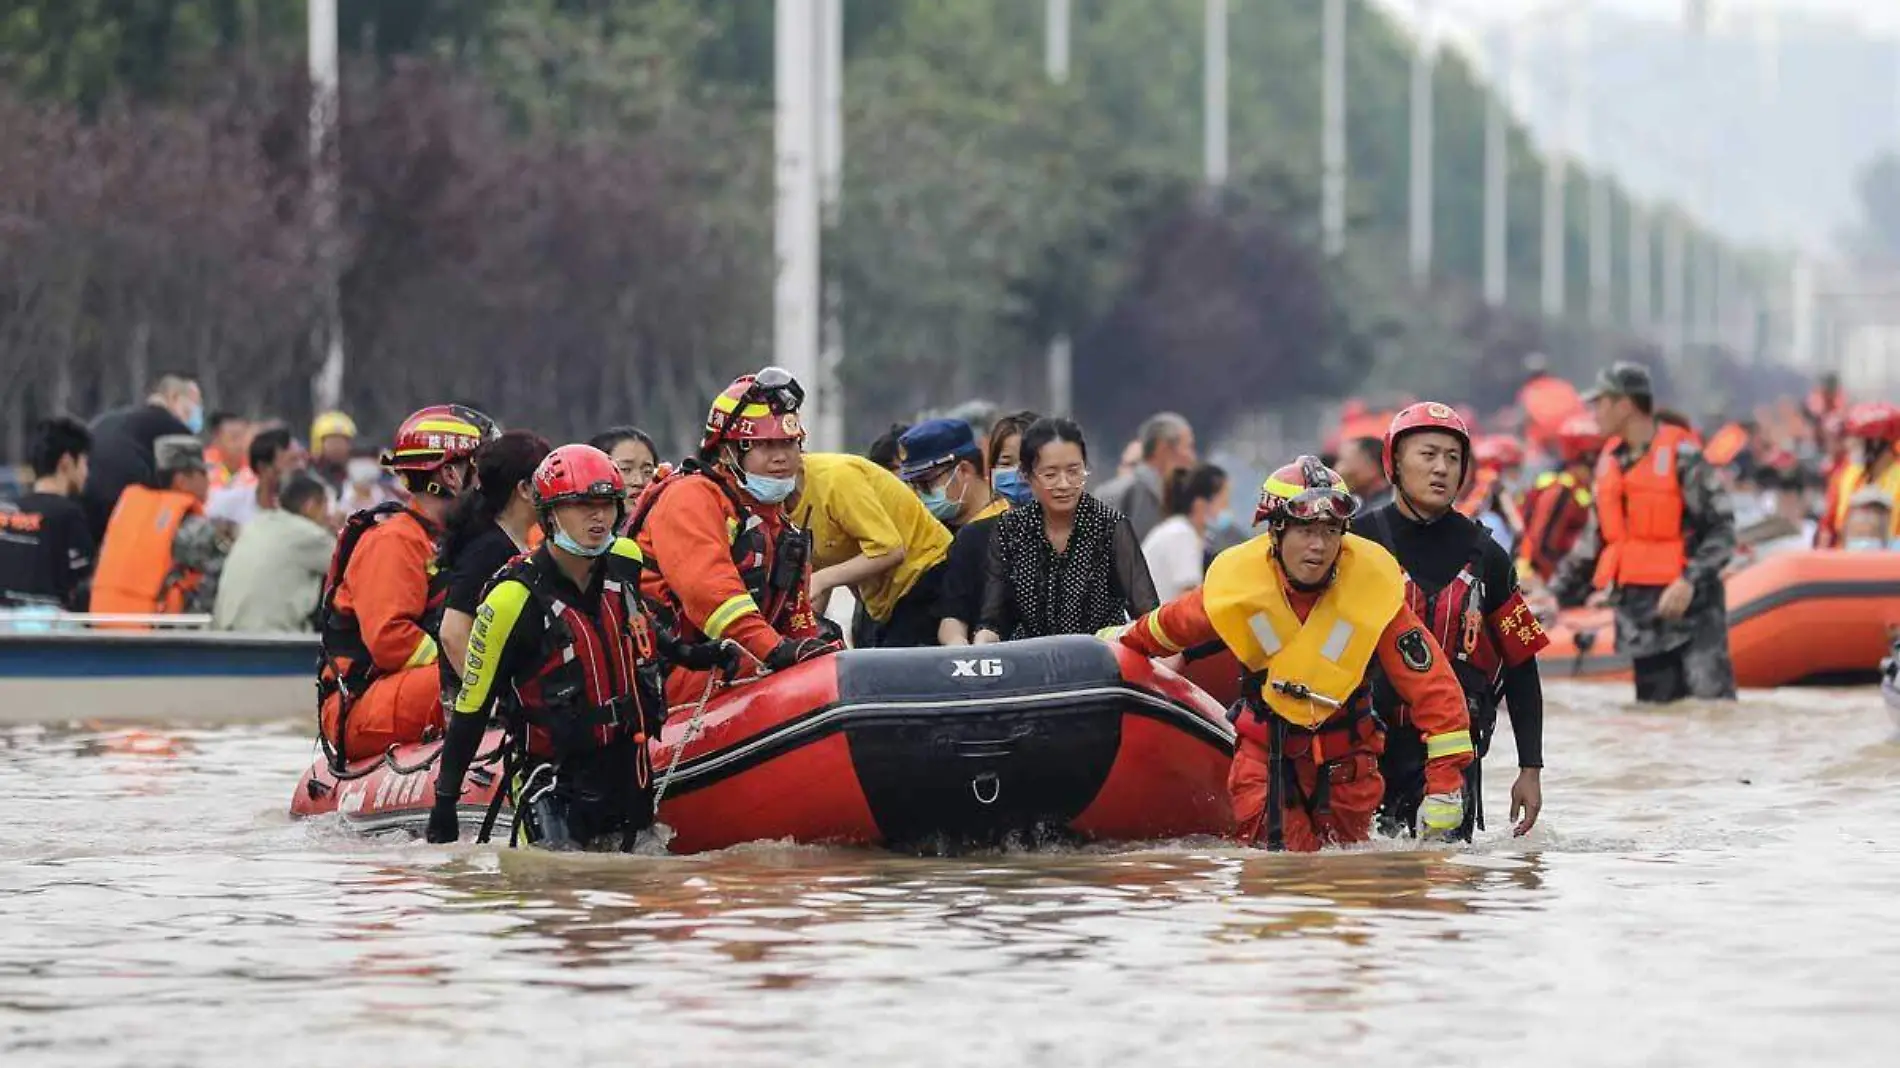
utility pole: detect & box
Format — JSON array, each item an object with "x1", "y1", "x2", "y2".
[
  {"x1": 1573, "y1": 11, "x2": 1611, "y2": 326},
  {"x1": 1408, "y1": 0, "x2": 1436, "y2": 287},
  {"x1": 775, "y1": 0, "x2": 821, "y2": 438},
  {"x1": 1664, "y1": 211, "x2": 1686, "y2": 361},
  {"x1": 1629, "y1": 202, "x2": 1651, "y2": 335},
  {"x1": 1205, "y1": 0, "x2": 1229, "y2": 190},
  {"x1": 1541, "y1": 19, "x2": 1567, "y2": 319},
  {"x1": 1322, "y1": 0, "x2": 1346, "y2": 257},
  {"x1": 308, "y1": 0, "x2": 343, "y2": 415},
  {"x1": 1045, "y1": 0, "x2": 1072, "y2": 416},
  {"x1": 1482, "y1": 25, "x2": 1509, "y2": 305},
  {"x1": 815, "y1": 0, "x2": 843, "y2": 452}
]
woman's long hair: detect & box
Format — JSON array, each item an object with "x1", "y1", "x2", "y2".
[{"x1": 441, "y1": 430, "x2": 551, "y2": 563}]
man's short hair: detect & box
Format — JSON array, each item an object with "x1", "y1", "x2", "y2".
[
  {"x1": 279, "y1": 475, "x2": 329, "y2": 516},
  {"x1": 146, "y1": 372, "x2": 199, "y2": 400},
  {"x1": 30, "y1": 416, "x2": 91, "y2": 478},
  {"x1": 248, "y1": 426, "x2": 294, "y2": 472},
  {"x1": 1137, "y1": 412, "x2": 1191, "y2": 460}
]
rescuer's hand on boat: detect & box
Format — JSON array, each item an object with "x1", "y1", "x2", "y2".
[
  {"x1": 766, "y1": 636, "x2": 838, "y2": 672},
  {"x1": 1510, "y1": 768, "x2": 1542, "y2": 836},
  {"x1": 1420, "y1": 792, "x2": 1465, "y2": 841}
]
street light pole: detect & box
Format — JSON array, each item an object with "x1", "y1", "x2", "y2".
[
  {"x1": 775, "y1": 0, "x2": 821, "y2": 437},
  {"x1": 1322, "y1": 0, "x2": 1346, "y2": 257},
  {"x1": 1482, "y1": 25, "x2": 1509, "y2": 305},
  {"x1": 308, "y1": 0, "x2": 343, "y2": 415},
  {"x1": 1205, "y1": 0, "x2": 1229, "y2": 190},
  {"x1": 1408, "y1": 0, "x2": 1436, "y2": 288},
  {"x1": 1046, "y1": 0, "x2": 1072, "y2": 416}
]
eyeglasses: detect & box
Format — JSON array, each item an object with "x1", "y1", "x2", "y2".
[{"x1": 1032, "y1": 465, "x2": 1089, "y2": 488}]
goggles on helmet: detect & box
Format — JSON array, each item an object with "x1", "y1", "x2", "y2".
[
  {"x1": 1277, "y1": 486, "x2": 1358, "y2": 525},
  {"x1": 746, "y1": 366, "x2": 805, "y2": 415}
]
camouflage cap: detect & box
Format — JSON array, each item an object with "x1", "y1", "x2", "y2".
[
  {"x1": 1581, "y1": 361, "x2": 1654, "y2": 402},
  {"x1": 153, "y1": 435, "x2": 208, "y2": 475}
]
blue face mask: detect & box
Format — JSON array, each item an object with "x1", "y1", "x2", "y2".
[
  {"x1": 742, "y1": 471, "x2": 798, "y2": 504},
  {"x1": 183, "y1": 404, "x2": 204, "y2": 436},
  {"x1": 1845, "y1": 537, "x2": 1888, "y2": 552},
  {"x1": 920, "y1": 472, "x2": 966, "y2": 522},
  {"x1": 992, "y1": 469, "x2": 1033, "y2": 506},
  {"x1": 551, "y1": 527, "x2": 611, "y2": 558}
]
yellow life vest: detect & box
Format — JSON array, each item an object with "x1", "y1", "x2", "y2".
[{"x1": 1202, "y1": 531, "x2": 1406, "y2": 728}]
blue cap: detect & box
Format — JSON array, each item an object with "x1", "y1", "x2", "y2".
[{"x1": 897, "y1": 418, "x2": 981, "y2": 482}]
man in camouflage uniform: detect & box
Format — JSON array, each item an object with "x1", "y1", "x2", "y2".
[{"x1": 1552, "y1": 362, "x2": 1737, "y2": 703}]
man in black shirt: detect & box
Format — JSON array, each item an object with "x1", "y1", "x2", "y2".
[
  {"x1": 0, "y1": 417, "x2": 96, "y2": 610},
  {"x1": 1357, "y1": 402, "x2": 1551, "y2": 840},
  {"x1": 83, "y1": 373, "x2": 202, "y2": 541}
]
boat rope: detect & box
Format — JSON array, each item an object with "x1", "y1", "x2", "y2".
[{"x1": 651, "y1": 641, "x2": 757, "y2": 819}]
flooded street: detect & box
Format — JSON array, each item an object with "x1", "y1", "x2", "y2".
[{"x1": 4, "y1": 682, "x2": 1899, "y2": 1067}]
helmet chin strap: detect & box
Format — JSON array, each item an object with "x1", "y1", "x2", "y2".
[{"x1": 1396, "y1": 484, "x2": 1451, "y2": 526}]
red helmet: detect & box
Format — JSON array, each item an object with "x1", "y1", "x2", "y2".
[
  {"x1": 1382, "y1": 402, "x2": 1473, "y2": 488},
  {"x1": 381, "y1": 405, "x2": 499, "y2": 474},
  {"x1": 1474, "y1": 434, "x2": 1525, "y2": 471},
  {"x1": 1555, "y1": 413, "x2": 1606, "y2": 465},
  {"x1": 532, "y1": 444, "x2": 625, "y2": 512},
  {"x1": 1843, "y1": 401, "x2": 1900, "y2": 443},
  {"x1": 701, "y1": 366, "x2": 808, "y2": 455},
  {"x1": 1255, "y1": 455, "x2": 1357, "y2": 527}
]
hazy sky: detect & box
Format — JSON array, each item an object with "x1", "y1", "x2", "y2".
[{"x1": 1386, "y1": 0, "x2": 1900, "y2": 36}]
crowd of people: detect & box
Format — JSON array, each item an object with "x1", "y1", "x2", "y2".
[{"x1": 0, "y1": 356, "x2": 1890, "y2": 855}]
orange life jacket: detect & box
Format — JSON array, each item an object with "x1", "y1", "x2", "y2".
[
  {"x1": 90, "y1": 486, "x2": 204, "y2": 618},
  {"x1": 1591, "y1": 424, "x2": 1693, "y2": 589},
  {"x1": 1518, "y1": 469, "x2": 1592, "y2": 581}
]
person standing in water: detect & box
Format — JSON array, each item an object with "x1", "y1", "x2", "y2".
[
  {"x1": 1357, "y1": 403, "x2": 1551, "y2": 840},
  {"x1": 427, "y1": 445, "x2": 675, "y2": 850},
  {"x1": 1118, "y1": 457, "x2": 1473, "y2": 850},
  {"x1": 1553, "y1": 362, "x2": 1737, "y2": 704}
]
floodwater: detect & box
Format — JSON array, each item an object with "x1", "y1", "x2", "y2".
[{"x1": 3, "y1": 683, "x2": 1898, "y2": 1067}]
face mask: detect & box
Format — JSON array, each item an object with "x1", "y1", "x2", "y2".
[
  {"x1": 183, "y1": 404, "x2": 204, "y2": 436},
  {"x1": 742, "y1": 471, "x2": 798, "y2": 504},
  {"x1": 921, "y1": 473, "x2": 966, "y2": 522},
  {"x1": 1846, "y1": 537, "x2": 1887, "y2": 552},
  {"x1": 549, "y1": 516, "x2": 612, "y2": 559},
  {"x1": 1210, "y1": 513, "x2": 1240, "y2": 534},
  {"x1": 992, "y1": 469, "x2": 1033, "y2": 506}
]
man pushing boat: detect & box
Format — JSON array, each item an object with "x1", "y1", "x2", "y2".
[
  {"x1": 1117, "y1": 456, "x2": 1474, "y2": 851},
  {"x1": 426, "y1": 444, "x2": 734, "y2": 849}
]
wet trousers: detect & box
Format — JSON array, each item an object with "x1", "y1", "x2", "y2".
[
  {"x1": 320, "y1": 665, "x2": 443, "y2": 760},
  {"x1": 1632, "y1": 609, "x2": 1736, "y2": 704},
  {"x1": 1229, "y1": 738, "x2": 1384, "y2": 852}
]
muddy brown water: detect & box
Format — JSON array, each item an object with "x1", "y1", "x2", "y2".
[{"x1": 3, "y1": 682, "x2": 1898, "y2": 1066}]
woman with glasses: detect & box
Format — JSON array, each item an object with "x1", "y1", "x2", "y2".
[
  {"x1": 974, "y1": 418, "x2": 1158, "y2": 644},
  {"x1": 587, "y1": 426, "x2": 661, "y2": 505}
]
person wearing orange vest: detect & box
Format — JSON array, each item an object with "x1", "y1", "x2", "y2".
[
  {"x1": 1517, "y1": 413, "x2": 1604, "y2": 584},
  {"x1": 1118, "y1": 457, "x2": 1473, "y2": 851},
  {"x1": 1552, "y1": 362, "x2": 1737, "y2": 703},
  {"x1": 629, "y1": 367, "x2": 832, "y2": 706},
  {"x1": 90, "y1": 435, "x2": 230, "y2": 619},
  {"x1": 1815, "y1": 402, "x2": 1900, "y2": 549},
  {"x1": 315, "y1": 405, "x2": 498, "y2": 769}
]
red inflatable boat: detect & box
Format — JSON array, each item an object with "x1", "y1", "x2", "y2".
[{"x1": 291, "y1": 635, "x2": 1237, "y2": 851}]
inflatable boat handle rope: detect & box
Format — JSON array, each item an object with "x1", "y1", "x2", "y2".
[
  {"x1": 652, "y1": 640, "x2": 762, "y2": 818},
  {"x1": 314, "y1": 733, "x2": 507, "y2": 785}
]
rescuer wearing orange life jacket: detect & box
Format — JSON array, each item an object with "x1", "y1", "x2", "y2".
[
  {"x1": 1118, "y1": 457, "x2": 1473, "y2": 851},
  {"x1": 316, "y1": 405, "x2": 498, "y2": 769},
  {"x1": 1456, "y1": 434, "x2": 1525, "y2": 552},
  {"x1": 1517, "y1": 412, "x2": 1605, "y2": 584},
  {"x1": 91, "y1": 435, "x2": 230, "y2": 621},
  {"x1": 1552, "y1": 362, "x2": 1737, "y2": 703},
  {"x1": 630, "y1": 367, "x2": 833, "y2": 706},
  {"x1": 1815, "y1": 401, "x2": 1900, "y2": 549},
  {"x1": 1356, "y1": 404, "x2": 1552, "y2": 841},
  {"x1": 427, "y1": 445, "x2": 732, "y2": 850}
]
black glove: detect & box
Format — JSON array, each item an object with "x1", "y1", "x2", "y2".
[
  {"x1": 668, "y1": 637, "x2": 743, "y2": 675},
  {"x1": 765, "y1": 637, "x2": 838, "y2": 672},
  {"x1": 425, "y1": 793, "x2": 459, "y2": 844}
]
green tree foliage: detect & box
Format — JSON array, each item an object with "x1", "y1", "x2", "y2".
[{"x1": 0, "y1": 0, "x2": 1754, "y2": 457}]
